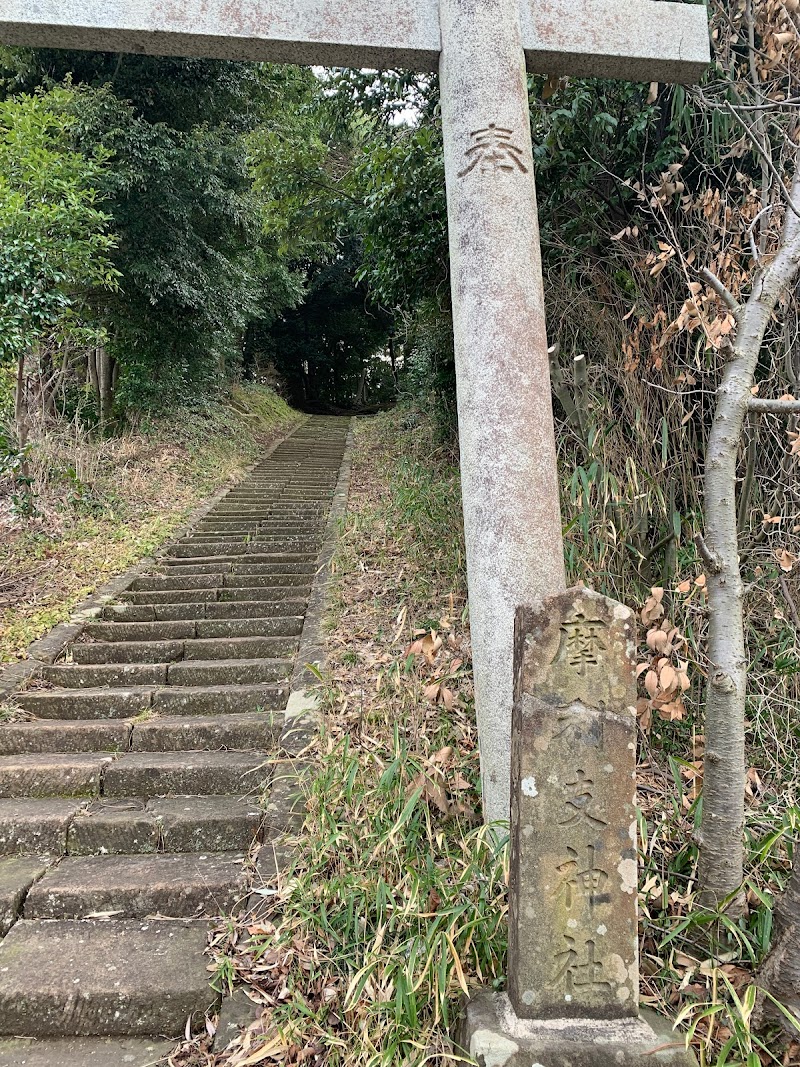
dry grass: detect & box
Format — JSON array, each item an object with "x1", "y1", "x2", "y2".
[{"x1": 0, "y1": 385, "x2": 301, "y2": 662}]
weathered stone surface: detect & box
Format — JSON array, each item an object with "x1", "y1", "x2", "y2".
[
  {"x1": 509, "y1": 588, "x2": 638, "y2": 1020},
  {"x1": 71, "y1": 640, "x2": 184, "y2": 664},
  {"x1": 263, "y1": 761, "x2": 308, "y2": 834},
  {"x1": 166, "y1": 659, "x2": 287, "y2": 687},
  {"x1": 153, "y1": 683, "x2": 288, "y2": 716},
  {"x1": 121, "y1": 589, "x2": 218, "y2": 605},
  {"x1": 456, "y1": 992, "x2": 698, "y2": 1067},
  {"x1": 131, "y1": 713, "x2": 281, "y2": 752},
  {"x1": 0, "y1": 799, "x2": 87, "y2": 856},
  {"x1": 43, "y1": 663, "x2": 167, "y2": 688},
  {"x1": 219, "y1": 586, "x2": 310, "y2": 602},
  {"x1": 0, "y1": 720, "x2": 131, "y2": 756},
  {"x1": 439, "y1": 0, "x2": 568, "y2": 823},
  {"x1": 67, "y1": 800, "x2": 159, "y2": 856},
  {"x1": 204, "y1": 600, "x2": 307, "y2": 619},
  {"x1": 0, "y1": 919, "x2": 214, "y2": 1036},
  {"x1": 0, "y1": 753, "x2": 116, "y2": 799},
  {"x1": 0, "y1": 1036, "x2": 175, "y2": 1066},
  {"x1": 103, "y1": 751, "x2": 267, "y2": 797},
  {"x1": 181, "y1": 639, "x2": 293, "y2": 662},
  {"x1": 15, "y1": 688, "x2": 152, "y2": 720},
  {"x1": 0, "y1": 857, "x2": 48, "y2": 934},
  {"x1": 195, "y1": 617, "x2": 303, "y2": 640},
  {"x1": 25, "y1": 852, "x2": 247, "y2": 919},
  {"x1": 130, "y1": 574, "x2": 218, "y2": 591},
  {"x1": 84, "y1": 621, "x2": 196, "y2": 643},
  {"x1": 152, "y1": 795, "x2": 263, "y2": 853}
]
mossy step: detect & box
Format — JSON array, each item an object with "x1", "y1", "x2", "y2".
[
  {"x1": 0, "y1": 1037, "x2": 174, "y2": 1066},
  {"x1": 0, "y1": 753, "x2": 116, "y2": 799},
  {"x1": 16, "y1": 688, "x2": 153, "y2": 721},
  {"x1": 44, "y1": 663, "x2": 167, "y2": 688},
  {"x1": 152, "y1": 682, "x2": 289, "y2": 716},
  {"x1": 102, "y1": 750, "x2": 267, "y2": 798},
  {"x1": 0, "y1": 798, "x2": 88, "y2": 856},
  {"x1": 24, "y1": 852, "x2": 248, "y2": 920},
  {"x1": 130, "y1": 711, "x2": 282, "y2": 752},
  {"x1": 0, "y1": 919, "x2": 213, "y2": 1036},
  {"x1": 67, "y1": 795, "x2": 264, "y2": 855},
  {"x1": 166, "y1": 658, "x2": 290, "y2": 686},
  {"x1": 72, "y1": 637, "x2": 294, "y2": 664},
  {"x1": 102, "y1": 599, "x2": 307, "y2": 622},
  {"x1": 84, "y1": 617, "x2": 302, "y2": 642},
  {"x1": 16, "y1": 681, "x2": 288, "y2": 717},
  {"x1": 0, "y1": 720, "x2": 132, "y2": 756}
]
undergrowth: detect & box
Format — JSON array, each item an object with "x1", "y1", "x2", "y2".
[
  {"x1": 198, "y1": 406, "x2": 799, "y2": 1067},
  {"x1": 0, "y1": 383, "x2": 300, "y2": 661}
]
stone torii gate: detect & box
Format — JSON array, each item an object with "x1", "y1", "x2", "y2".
[{"x1": 0, "y1": 0, "x2": 709, "y2": 823}]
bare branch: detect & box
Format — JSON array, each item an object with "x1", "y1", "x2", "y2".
[
  {"x1": 724, "y1": 103, "x2": 800, "y2": 222},
  {"x1": 694, "y1": 533, "x2": 724, "y2": 575},
  {"x1": 747, "y1": 396, "x2": 800, "y2": 413},
  {"x1": 700, "y1": 267, "x2": 740, "y2": 313}
]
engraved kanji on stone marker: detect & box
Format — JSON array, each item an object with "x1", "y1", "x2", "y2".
[
  {"x1": 558, "y1": 770, "x2": 609, "y2": 829},
  {"x1": 457, "y1": 123, "x2": 529, "y2": 177},
  {"x1": 508, "y1": 587, "x2": 639, "y2": 1021},
  {"x1": 552, "y1": 845, "x2": 609, "y2": 909},
  {"x1": 557, "y1": 611, "x2": 608, "y2": 674},
  {"x1": 548, "y1": 935, "x2": 612, "y2": 995}
]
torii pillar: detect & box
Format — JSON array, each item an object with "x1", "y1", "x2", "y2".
[{"x1": 0, "y1": 0, "x2": 709, "y2": 823}]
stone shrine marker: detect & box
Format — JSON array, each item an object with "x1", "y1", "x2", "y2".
[
  {"x1": 457, "y1": 587, "x2": 697, "y2": 1066},
  {"x1": 509, "y1": 588, "x2": 638, "y2": 1019},
  {"x1": 0, "y1": 0, "x2": 710, "y2": 823}
]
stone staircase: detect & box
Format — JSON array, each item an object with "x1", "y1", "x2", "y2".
[{"x1": 0, "y1": 416, "x2": 350, "y2": 1064}]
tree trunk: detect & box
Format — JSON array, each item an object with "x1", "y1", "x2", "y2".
[
  {"x1": 698, "y1": 187, "x2": 800, "y2": 906},
  {"x1": 356, "y1": 365, "x2": 368, "y2": 407},
  {"x1": 754, "y1": 865, "x2": 800, "y2": 1029},
  {"x1": 96, "y1": 346, "x2": 116, "y2": 426},
  {"x1": 88, "y1": 348, "x2": 100, "y2": 413}
]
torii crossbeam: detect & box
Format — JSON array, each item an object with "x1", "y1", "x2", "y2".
[{"x1": 0, "y1": 0, "x2": 709, "y2": 822}]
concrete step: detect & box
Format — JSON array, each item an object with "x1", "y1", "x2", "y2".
[
  {"x1": 217, "y1": 586, "x2": 311, "y2": 603},
  {"x1": 15, "y1": 688, "x2": 152, "y2": 720},
  {"x1": 130, "y1": 712, "x2": 281, "y2": 752},
  {"x1": 165, "y1": 542, "x2": 315, "y2": 559},
  {"x1": 0, "y1": 753, "x2": 116, "y2": 799},
  {"x1": 161, "y1": 552, "x2": 316, "y2": 568},
  {"x1": 69, "y1": 636, "x2": 295, "y2": 664},
  {"x1": 0, "y1": 799, "x2": 88, "y2": 856},
  {"x1": 71, "y1": 640, "x2": 185, "y2": 665},
  {"x1": 102, "y1": 750, "x2": 267, "y2": 798},
  {"x1": 25, "y1": 852, "x2": 248, "y2": 919},
  {"x1": 221, "y1": 573, "x2": 313, "y2": 588},
  {"x1": 84, "y1": 617, "x2": 301, "y2": 642},
  {"x1": 0, "y1": 1037, "x2": 175, "y2": 1066},
  {"x1": 84, "y1": 621, "x2": 197, "y2": 643},
  {"x1": 101, "y1": 599, "x2": 307, "y2": 622},
  {"x1": 0, "y1": 720, "x2": 131, "y2": 756},
  {"x1": 43, "y1": 663, "x2": 167, "y2": 688},
  {"x1": 166, "y1": 658, "x2": 290, "y2": 686},
  {"x1": 197, "y1": 617, "x2": 303, "y2": 640},
  {"x1": 120, "y1": 587, "x2": 219, "y2": 604},
  {"x1": 152, "y1": 682, "x2": 288, "y2": 716},
  {"x1": 67, "y1": 796, "x2": 263, "y2": 855},
  {"x1": 0, "y1": 918, "x2": 212, "y2": 1036}
]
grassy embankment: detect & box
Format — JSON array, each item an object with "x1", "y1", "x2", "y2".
[
  {"x1": 200, "y1": 407, "x2": 799, "y2": 1067},
  {"x1": 0, "y1": 385, "x2": 301, "y2": 662}
]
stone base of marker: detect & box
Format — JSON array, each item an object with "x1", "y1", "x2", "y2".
[{"x1": 457, "y1": 991, "x2": 699, "y2": 1067}]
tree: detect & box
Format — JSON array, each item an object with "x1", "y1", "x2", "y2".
[
  {"x1": 0, "y1": 85, "x2": 119, "y2": 442},
  {"x1": 3, "y1": 52, "x2": 305, "y2": 415}
]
